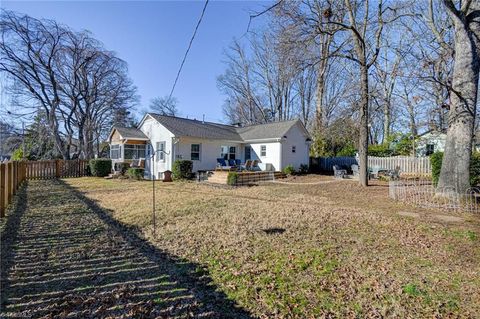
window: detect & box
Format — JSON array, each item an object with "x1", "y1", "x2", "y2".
[
  {"x1": 124, "y1": 144, "x2": 146, "y2": 160},
  {"x1": 221, "y1": 145, "x2": 236, "y2": 160},
  {"x1": 426, "y1": 144, "x2": 435, "y2": 156},
  {"x1": 110, "y1": 144, "x2": 120, "y2": 159},
  {"x1": 244, "y1": 146, "x2": 251, "y2": 160},
  {"x1": 191, "y1": 144, "x2": 201, "y2": 160},
  {"x1": 260, "y1": 145, "x2": 267, "y2": 157},
  {"x1": 292, "y1": 146, "x2": 296, "y2": 153},
  {"x1": 156, "y1": 141, "x2": 166, "y2": 161}
]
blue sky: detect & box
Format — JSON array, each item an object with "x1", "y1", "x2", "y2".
[{"x1": 2, "y1": 0, "x2": 271, "y2": 123}]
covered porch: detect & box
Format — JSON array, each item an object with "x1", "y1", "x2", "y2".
[{"x1": 108, "y1": 127, "x2": 149, "y2": 171}]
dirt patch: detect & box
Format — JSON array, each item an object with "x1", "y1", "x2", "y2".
[{"x1": 398, "y1": 211, "x2": 421, "y2": 218}]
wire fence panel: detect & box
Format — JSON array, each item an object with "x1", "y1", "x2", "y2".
[{"x1": 389, "y1": 179, "x2": 480, "y2": 213}]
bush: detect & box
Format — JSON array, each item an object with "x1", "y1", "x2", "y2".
[
  {"x1": 283, "y1": 164, "x2": 296, "y2": 175},
  {"x1": 430, "y1": 152, "x2": 443, "y2": 186},
  {"x1": 299, "y1": 164, "x2": 309, "y2": 174},
  {"x1": 89, "y1": 158, "x2": 112, "y2": 177},
  {"x1": 127, "y1": 167, "x2": 144, "y2": 180},
  {"x1": 337, "y1": 143, "x2": 356, "y2": 157},
  {"x1": 368, "y1": 143, "x2": 394, "y2": 157},
  {"x1": 116, "y1": 162, "x2": 131, "y2": 175},
  {"x1": 172, "y1": 160, "x2": 193, "y2": 180},
  {"x1": 227, "y1": 172, "x2": 238, "y2": 186},
  {"x1": 430, "y1": 152, "x2": 480, "y2": 186}
]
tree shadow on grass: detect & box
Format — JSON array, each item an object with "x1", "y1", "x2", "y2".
[{"x1": 0, "y1": 179, "x2": 253, "y2": 318}]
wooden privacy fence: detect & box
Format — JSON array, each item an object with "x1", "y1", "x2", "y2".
[
  {"x1": 0, "y1": 159, "x2": 89, "y2": 217},
  {"x1": 310, "y1": 156, "x2": 431, "y2": 174}
]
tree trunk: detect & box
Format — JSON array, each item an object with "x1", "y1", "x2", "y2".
[
  {"x1": 358, "y1": 61, "x2": 369, "y2": 187},
  {"x1": 438, "y1": 9, "x2": 480, "y2": 193},
  {"x1": 382, "y1": 101, "x2": 390, "y2": 143}
]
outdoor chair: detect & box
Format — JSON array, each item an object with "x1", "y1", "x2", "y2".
[
  {"x1": 351, "y1": 164, "x2": 359, "y2": 177},
  {"x1": 369, "y1": 166, "x2": 380, "y2": 179},
  {"x1": 130, "y1": 158, "x2": 144, "y2": 168},
  {"x1": 228, "y1": 159, "x2": 236, "y2": 167},
  {"x1": 389, "y1": 166, "x2": 401, "y2": 180},
  {"x1": 235, "y1": 159, "x2": 241, "y2": 166},
  {"x1": 242, "y1": 159, "x2": 252, "y2": 171},
  {"x1": 251, "y1": 160, "x2": 261, "y2": 171},
  {"x1": 333, "y1": 165, "x2": 347, "y2": 179},
  {"x1": 217, "y1": 158, "x2": 227, "y2": 167}
]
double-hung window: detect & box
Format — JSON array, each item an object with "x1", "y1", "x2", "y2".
[
  {"x1": 292, "y1": 146, "x2": 296, "y2": 153},
  {"x1": 191, "y1": 144, "x2": 201, "y2": 161},
  {"x1": 156, "y1": 141, "x2": 166, "y2": 161},
  {"x1": 260, "y1": 145, "x2": 267, "y2": 157}
]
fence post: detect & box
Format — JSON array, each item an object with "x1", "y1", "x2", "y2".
[{"x1": 55, "y1": 160, "x2": 61, "y2": 178}]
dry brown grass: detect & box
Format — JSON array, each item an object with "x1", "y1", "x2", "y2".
[{"x1": 66, "y1": 176, "x2": 480, "y2": 318}]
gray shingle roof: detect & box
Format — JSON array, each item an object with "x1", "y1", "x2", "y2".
[
  {"x1": 146, "y1": 114, "x2": 307, "y2": 141},
  {"x1": 148, "y1": 114, "x2": 242, "y2": 140},
  {"x1": 237, "y1": 120, "x2": 300, "y2": 141},
  {"x1": 114, "y1": 126, "x2": 148, "y2": 139}
]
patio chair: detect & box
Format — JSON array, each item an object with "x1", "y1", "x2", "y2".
[
  {"x1": 235, "y1": 159, "x2": 241, "y2": 166},
  {"x1": 389, "y1": 166, "x2": 401, "y2": 180},
  {"x1": 130, "y1": 158, "x2": 144, "y2": 168},
  {"x1": 228, "y1": 159, "x2": 236, "y2": 167},
  {"x1": 217, "y1": 158, "x2": 227, "y2": 167},
  {"x1": 351, "y1": 164, "x2": 359, "y2": 177},
  {"x1": 333, "y1": 165, "x2": 347, "y2": 179},
  {"x1": 369, "y1": 166, "x2": 380, "y2": 179},
  {"x1": 242, "y1": 159, "x2": 252, "y2": 171},
  {"x1": 251, "y1": 159, "x2": 261, "y2": 171}
]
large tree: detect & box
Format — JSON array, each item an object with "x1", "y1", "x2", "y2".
[{"x1": 437, "y1": 0, "x2": 480, "y2": 192}]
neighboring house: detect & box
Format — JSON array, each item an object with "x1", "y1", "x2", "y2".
[
  {"x1": 108, "y1": 113, "x2": 311, "y2": 179},
  {"x1": 416, "y1": 131, "x2": 446, "y2": 156}
]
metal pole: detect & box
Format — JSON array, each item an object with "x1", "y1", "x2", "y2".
[
  {"x1": 22, "y1": 121, "x2": 25, "y2": 159},
  {"x1": 152, "y1": 150, "x2": 156, "y2": 238}
]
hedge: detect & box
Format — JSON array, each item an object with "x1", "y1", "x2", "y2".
[
  {"x1": 172, "y1": 160, "x2": 193, "y2": 180},
  {"x1": 89, "y1": 158, "x2": 112, "y2": 177},
  {"x1": 227, "y1": 172, "x2": 238, "y2": 186},
  {"x1": 431, "y1": 152, "x2": 480, "y2": 186},
  {"x1": 127, "y1": 167, "x2": 144, "y2": 180}
]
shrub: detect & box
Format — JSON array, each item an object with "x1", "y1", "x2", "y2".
[
  {"x1": 116, "y1": 162, "x2": 131, "y2": 175},
  {"x1": 172, "y1": 160, "x2": 193, "y2": 180},
  {"x1": 430, "y1": 151, "x2": 480, "y2": 186},
  {"x1": 368, "y1": 143, "x2": 393, "y2": 157},
  {"x1": 430, "y1": 152, "x2": 443, "y2": 186},
  {"x1": 283, "y1": 165, "x2": 296, "y2": 175},
  {"x1": 337, "y1": 143, "x2": 356, "y2": 157},
  {"x1": 227, "y1": 172, "x2": 238, "y2": 186},
  {"x1": 299, "y1": 164, "x2": 309, "y2": 174},
  {"x1": 127, "y1": 167, "x2": 144, "y2": 180},
  {"x1": 89, "y1": 158, "x2": 112, "y2": 177}
]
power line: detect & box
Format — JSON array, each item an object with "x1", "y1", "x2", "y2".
[{"x1": 167, "y1": 0, "x2": 209, "y2": 103}]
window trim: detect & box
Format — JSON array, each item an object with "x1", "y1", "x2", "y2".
[
  {"x1": 156, "y1": 141, "x2": 166, "y2": 162},
  {"x1": 191, "y1": 143, "x2": 201, "y2": 161},
  {"x1": 110, "y1": 144, "x2": 121, "y2": 160},
  {"x1": 260, "y1": 145, "x2": 267, "y2": 157}
]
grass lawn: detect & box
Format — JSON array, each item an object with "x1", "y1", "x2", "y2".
[{"x1": 66, "y1": 176, "x2": 480, "y2": 318}]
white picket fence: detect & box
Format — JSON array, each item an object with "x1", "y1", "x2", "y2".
[
  {"x1": 368, "y1": 156, "x2": 431, "y2": 174},
  {"x1": 311, "y1": 156, "x2": 431, "y2": 174}
]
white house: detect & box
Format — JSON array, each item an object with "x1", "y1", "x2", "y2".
[
  {"x1": 416, "y1": 131, "x2": 446, "y2": 156},
  {"x1": 108, "y1": 113, "x2": 311, "y2": 179}
]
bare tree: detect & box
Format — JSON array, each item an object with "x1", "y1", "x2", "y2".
[{"x1": 150, "y1": 96, "x2": 179, "y2": 116}]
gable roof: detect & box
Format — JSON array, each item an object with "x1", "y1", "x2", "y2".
[
  {"x1": 237, "y1": 120, "x2": 302, "y2": 141},
  {"x1": 110, "y1": 126, "x2": 148, "y2": 140},
  {"x1": 147, "y1": 113, "x2": 242, "y2": 140},
  {"x1": 141, "y1": 113, "x2": 309, "y2": 141}
]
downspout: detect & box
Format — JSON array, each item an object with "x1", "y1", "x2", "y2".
[{"x1": 278, "y1": 138, "x2": 283, "y2": 171}]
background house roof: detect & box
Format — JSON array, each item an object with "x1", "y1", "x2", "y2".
[
  {"x1": 146, "y1": 113, "x2": 308, "y2": 141},
  {"x1": 113, "y1": 126, "x2": 148, "y2": 140}
]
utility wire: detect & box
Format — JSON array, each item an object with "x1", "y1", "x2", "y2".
[{"x1": 167, "y1": 0, "x2": 209, "y2": 103}]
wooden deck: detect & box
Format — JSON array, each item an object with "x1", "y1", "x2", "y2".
[{"x1": 207, "y1": 170, "x2": 286, "y2": 185}]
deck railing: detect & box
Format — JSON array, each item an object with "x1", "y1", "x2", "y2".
[{"x1": 0, "y1": 159, "x2": 89, "y2": 217}]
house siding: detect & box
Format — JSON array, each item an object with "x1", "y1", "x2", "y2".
[
  {"x1": 139, "y1": 117, "x2": 175, "y2": 179},
  {"x1": 281, "y1": 123, "x2": 310, "y2": 170},
  {"x1": 248, "y1": 142, "x2": 282, "y2": 171},
  {"x1": 175, "y1": 137, "x2": 243, "y2": 171}
]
